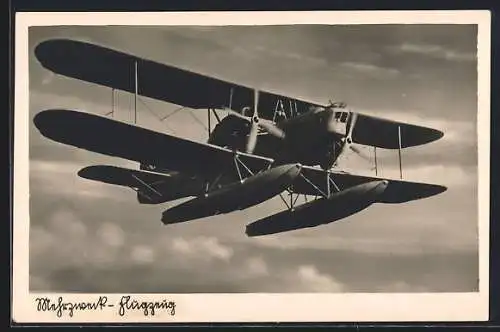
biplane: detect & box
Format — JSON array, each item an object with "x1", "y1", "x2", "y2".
[{"x1": 33, "y1": 39, "x2": 447, "y2": 236}]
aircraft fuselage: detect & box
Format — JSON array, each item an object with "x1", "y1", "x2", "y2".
[{"x1": 208, "y1": 107, "x2": 353, "y2": 170}]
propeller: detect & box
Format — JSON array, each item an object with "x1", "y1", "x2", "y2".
[
  {"x1": 340, "y1": 112, "x2": 374, "y2": 163},
  {"x1": 224, "y1": 89, "x2": 286, "y2": 154},
  {"x1": 339, "y1": 112, "x2": 368, "y2": 160},
  {"x1": 246, "y1": 89, "x2": 260, "y2": 153}
]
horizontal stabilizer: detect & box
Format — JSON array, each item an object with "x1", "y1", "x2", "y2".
[
  {"x1": 78, "y1": 165, "x2": 202, "y2": 204},
  {"x1": 352, "y1": 113, "x2": 443, "y2": 149},
  {"x1": 78, "y1": 165, "x2": 174, "y2": 187}
]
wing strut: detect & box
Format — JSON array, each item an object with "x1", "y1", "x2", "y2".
[
  {"x1": 232, "y1": 154, "x2": 256, "y2": 182},
  {"x1": 298, "y1": 173, "x2": 327, "y2": 198},
  {"x1": 278, "y1": 170, "x2": 343, "y2": 212},
  {"x1": 398, "y1": 125, "x2": 402, "y2": 179},
  {"x1": 105, "y1": 88, "x2": 115, "y2": 117},
  {"x1": 229, "y1": 87, "x2": 234, "y2": 109},
  {"x1": 208, "y1": 108, "x2": 211, "y2": 137},
  {"x1": 374, "y1": 146, "x2": 378, "y2": 176},
  {"x1": 326, "y1": 173, "x2": 341, "y2": 197},
  {"x1": 130, "y1": 173, "x2": 163, "y2": 197},
  {"x1": 134, "y1": 60, "x2": 138, "y2": 124},
  {"x1": 212, "y1": 108, "x2": 221, "y2": 123}
]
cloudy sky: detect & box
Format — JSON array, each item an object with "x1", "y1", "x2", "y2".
[{"x1": 28, "y1": 24, "x2": 479, "y2": 293}]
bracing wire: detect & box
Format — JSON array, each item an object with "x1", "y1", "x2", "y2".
[
  {"x1": 187, "y1": 110, "x2": 209, "y2": 132},
  {"x1": 137, "y1": 97, "x2": 178, "y2": 135},
  {"x1": 137, "y1": 95, "x2": 208, "y2": 135}
]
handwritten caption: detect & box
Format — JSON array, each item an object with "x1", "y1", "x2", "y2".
[{"x1": 35, "y1": 296, "x2": 176, "y2": 318}]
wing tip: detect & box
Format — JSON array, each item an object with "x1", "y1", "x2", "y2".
[
  {"x1": 427, "y1": 183, "x2": 447, "y2": 196},
  {"x1": 415, "y1": 182, "x2": 447, "y2": 201},
  {"x1": 77, "y1": 165, "x2": 101, "y2": 180},
  {"x1": 33, "y1": 108, "x2": 81, "y2": 133},
  {"x1": 436, "y1": 183, "x2": 448, "y2": 195},
  {"x1": 380, "y1": 181, "x2": 448, "y2": 203},
  {"x1": 35, "y1": 39, "x2": 73, "y2": 68},
  {"x1": 33, "y1": 109, "x2": 60, "y2": 135},
  {"x1": 426, "y1": 128, "x2": 445, "y2": 144},
  {"x1": 401, "y1": 126, "x2": 444, "y2": 148}
]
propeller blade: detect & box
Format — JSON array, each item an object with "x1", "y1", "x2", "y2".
[
  {"x1": 224, "y1": 89, "x2": 284, "y2": 153},
  {"x1": 224, "y1": 108, "x2": 251, "y2": 121},
  {"x1": 259, "y1": 120, "x2": 286, "y2": 139},
  {"x1": 346, "y1": 112, "x2": 358, "y2": 142},
  {"x1": 245, "y1": 89, "x2": 260, "y2": 153},
  {"x1": 246, "y1": 121, "x2": 259, "y2": 153}
]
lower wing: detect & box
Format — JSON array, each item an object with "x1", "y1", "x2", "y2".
[
  {"x1": 34, "y1": 109, "x2": 274, "y2": 180},
  {"x1": 291, "y1": 165, "x2": 447, "y2": 203}
]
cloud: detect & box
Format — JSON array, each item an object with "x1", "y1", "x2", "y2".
[
  {"x1": 96, "y1": 222, "x2": 126, "y2": 248},
  {"x1": 251, "y1": 45, "x2": 327, "y2": 67},
  {"x1": 30, "y1": 225, "x2": 53, "y2": 254},
  {"x1": 339, "y1": 62, "x2": 400, "y2": 78},
  {"x1": 41, "y1": 72, "x2": 55, "y2": 85},
  {"x1": 30, "y1": 159, "x2": 133, "y2": 201},
  {"x1": 170, "y1": 236, "x2": 234, "y2": 262},
  {"x1": 388, "y1": 164, "x2": 470, "y2": 187},
  {"x1": 30, "y1": 275, "x2": 52, "y2": 291},
  {"x1": 130, "y1": 245, "x2": 156, "y2": 265},
  {"x1": 295, "y1": 265, "x2": 344, "y2": 292},
  {"x1": 30, "y1": 208, "x2": 90, "y2": 270},
  {"x1": 379, "y1": 281, "x2": 431, "y2": 293},
  {"x1": 391, "y1": 43, "x2": 476, "y2": 62},
  {"x1": 49, "y1": 208, "x2": 88, "y2": 238},
  {"x1": 244, "y1": 256, "x2": 269, "y2": 276}
]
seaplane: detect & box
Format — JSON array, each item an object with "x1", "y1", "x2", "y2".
[{"x1": 32, "y1": 39, "x2": 447, "y2": 237}]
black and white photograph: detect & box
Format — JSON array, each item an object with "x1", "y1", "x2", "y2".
[{"x1": 13, "y1": 11, "x2": 490, "y2": 323}]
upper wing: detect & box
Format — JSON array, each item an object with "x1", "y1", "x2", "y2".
[
  {"x1": 351, "y1": 113, "x2": 444, "y2": 149},
  {"x1": 34, "y1": 109, "x2": 273, "y2": 179},
  {"x1": 34, "y1": 39, "x2": 325, "y2": 119},
  {"x1": 292, "y1": 165, "x2": 447, "y2": 203}
]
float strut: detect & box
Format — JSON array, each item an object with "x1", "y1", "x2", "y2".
[{"x1": 398, "y1": 125, "x2": 402, "y2": 179}]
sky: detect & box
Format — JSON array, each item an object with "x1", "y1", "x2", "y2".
[{"x1": 28, "y1": 25, "x2": 479, "y2": 293}]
